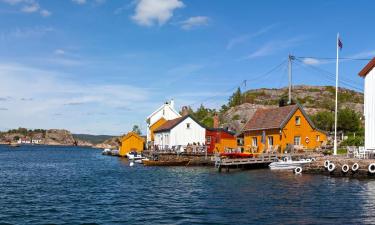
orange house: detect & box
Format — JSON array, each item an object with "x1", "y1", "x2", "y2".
[
  {"x1": 119, "y1": 132, "x2": 145, "y2": 156},
  {"x1": 242, "y1": 104, "x2": 327, "y2": 153}
]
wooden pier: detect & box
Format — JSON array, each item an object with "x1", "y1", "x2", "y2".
[{"x1": 215, "y1": 154, "x2": 278, "y2": 172}]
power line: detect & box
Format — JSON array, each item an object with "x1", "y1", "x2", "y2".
[
  {"x1": 188, "y1": 60, "x2": 287, "y2": 108},
  {"x1": 295, "y1": 56, "x2": 372, "y2": 61},
  {"x1": 294, "y1": 58, "x2": 363, "y2": 92}
]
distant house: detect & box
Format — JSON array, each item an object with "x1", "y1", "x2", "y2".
[
  {"x1": 241, "y1": 104, "x2": 327, "y2": 153},
  {"x1": 119, "y1": 132, "x2": 145, "y2": 156},
  {"x1": 153, "y1": 115, "x2": 206, "y2": 150},
  {"x1": 146, "y1": 100, "x2": 181, "y2": 145},
  {"x1": 359, "y1": 57, "x2": 375, "y2": 151},
  {"x1": 206, "y1": 128, "x2": 237, "y2": 154}
]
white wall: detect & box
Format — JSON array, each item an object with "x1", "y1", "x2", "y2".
[
  {"x1": 365, "y1": 68, "x2": 375, "y2": 150},
  {"x1": 146, "y1": 103, "x2": 180, "y2": 143},
  {"x1": 169, "y1": 117, "x2": 206, "y2": 146},
  {"x1": 153, "y1": 117, "x2": 205, "y2": 148}
]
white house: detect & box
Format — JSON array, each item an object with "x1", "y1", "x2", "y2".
[
  {"x1": 153, "y1": 115, "x2": 206, "y2": 149},
  {"x1": 359, "y1": 57, "x2": 375, "y2": 151},
  {"x1": 146, "y1": 100, "x2": 181, "y2": 143}
]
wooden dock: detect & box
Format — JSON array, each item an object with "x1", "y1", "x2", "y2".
[{"x1": 215, "y1": 154, "x2": 278, "y2": 172}]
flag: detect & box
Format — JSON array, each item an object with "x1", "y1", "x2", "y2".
[{"x1": 338, "y1": 37, "x2": 343, "y2": 50}]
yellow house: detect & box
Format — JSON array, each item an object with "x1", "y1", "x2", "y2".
[
  {"x1": 119, "y1": 132, "x2": 145, "y2": 156},
  {"x1": 242, "y1": 104, "x2": 327, "y2": 153},
  {"x1": 149, "y1": 118, "x2": 167, "y2": 142}
]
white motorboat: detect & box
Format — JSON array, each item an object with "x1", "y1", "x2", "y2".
[
  {"x1": 126, "y1": 151, "x2": 146, "y2": 161},
  {"x1": 102, "y1": 148, "x2": 111, "y2": 155},
  {"x1": 269, "y1": 156, "x2": 313, "y2": 170}
]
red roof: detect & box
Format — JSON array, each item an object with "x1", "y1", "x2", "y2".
[
  {"x1": 359, "y1": 57, "x2": 375, "y2": 77},
  {"x1": 242, "y1": 104, "x2": 315, "y2": 132}
]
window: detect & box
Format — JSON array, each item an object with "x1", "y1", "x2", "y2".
[
  {"x1": 252, "y1": 137, "x2": 258, "y2": 147},
  {"x1": 206, "y1": 136, "x2": 211, "y2": 144},
  {"x1": 295, "y1": 116, "x2": 301, "y2": 125},
  {"x1": 268, "y1": 136, "x2": 274, "y2": 147},
  {"x1": 316, "y1": 135, "x2": 320, "y2": 142},
  {"x1": 294, "y1": 136, "x2": 301, "y2": 146},
  {"x1": 186, "y1": 123, "x2": 191, "y2": 129}
]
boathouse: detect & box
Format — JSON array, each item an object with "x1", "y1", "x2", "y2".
[
  {"x1": 146, "y1": 100, "x2": 181, "y2": 145},
  {"x1": 359, "y1": 57, "x2": 375, "y2": 151},
  {"x1": 119, "y1": 132, "x2": 145, "y2": 156},
  {"x1": 242, "y1": 104, "x2": 327, "y2": 153},
  {"x1": 153, "y1": 115, "x2": 206, "y2": 150}
]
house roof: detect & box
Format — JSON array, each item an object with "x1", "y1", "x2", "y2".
[
  {"x1": 154, "y1": 115, "x2": 205, "y2": 133},
  {"x1": 242, "y1": 104, "x2": 315, "y2": 132},
  {"x1": 359, "y1": 57, "x2": 375, "y2": 77},
  {"x1": 121, "y1": 132, "x2": 144, "y2": 142},
  {"x1": 146, "y1": 102, "x2": 180, "y2": 121},
  {"x1": 206, "y1": 128, "x2": 236, "y2": 136}
]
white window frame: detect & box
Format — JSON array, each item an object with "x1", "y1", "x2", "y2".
[
  {"x1": 316, "y1": 135, "x2": 320, "y2": 142},
  {"x1": 294, "y1": 136, "x2": 301, "y2": 146},
  {"x1": 295, "y1": 116, "x2": 301, "y2": 126},
  {"x1": 268, "y1": 136, "x2": 274, "y2": 147},
  {"x1": 252, "y1": 137, "x2": 258, "y2": 147},
  {"x1": 206, "y1": 136, "x2": 211, "y2": 144}
]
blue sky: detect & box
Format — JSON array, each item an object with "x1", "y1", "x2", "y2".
[{"x1": 0, "y1": 0, "x2": 374, "y2": 135}]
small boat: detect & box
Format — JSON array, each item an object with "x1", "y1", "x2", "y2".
[
  {"x1": 135, "y1": 158, "x2": 149, "y2": 164},
  {"x1": 220, "y1": 152, "x2": 254, "y2": 158},
  {"x1": 269, "y1": 156, "x2": 312, "y2": 170},
  {"x1": 126, "y1": 151, "x2": 146, "y2": 160},
  {"x1": 102, "y1": 148, "x2": 111, "y2": 155},
  {"x1": 143, "y1": 160, "x2": 190, "y2": 166}
]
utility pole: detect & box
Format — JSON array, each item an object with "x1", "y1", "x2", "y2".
[{"x1": 288, "y1": 54, "x2": 294, "y2": 104}]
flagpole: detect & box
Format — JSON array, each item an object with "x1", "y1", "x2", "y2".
[{"x1": 334, "y1": 33, "x2": 339, "y2": 156}]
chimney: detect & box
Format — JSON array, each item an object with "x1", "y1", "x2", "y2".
[
  {"x1": 213, "y1": 113, "x2": 219, "y2": 128},
  {"x1": 181, "y1": 106, "x2": 189, "y2": 116},
  {"x1": 170, "y1": 99, "x2": 175, "y2": 109}
]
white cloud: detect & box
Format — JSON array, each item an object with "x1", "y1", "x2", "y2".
[
  {"x1": 1, "y1": 0, "x2": 51, "y2": 17},
  {"x1": 132, "y1": 0, "x2": 184, "y2": 26},
  {"x1": 0, "y1": 26, "x2": 54, "y2": 40},
  {"x1": 244, "y1": 37, "x2": 305, "y2": 60},
  {"x1": 72, "y1": 0, "x2": 86, "y2": 4},
  {"x1": 302, "y1": 58, "x2": 321, "y2": 65},
  {"x1": 40, "y1": 9, "x2": 51, "y2": 17},
  {"x1": 21, "y1": 2, "x2": 39, "y2": 12},
  {"x1": 350, "y1": 50, "x2": 375, "y2": 59},
  {"x1": 180, "y1": 16, "x2": 209, "y2": 30},
  {"x1": 54, "y1": 49, "x2": 66, "y2": 55},
  {"x1": 0, "y1": 63, "x2": 152, "y2": 134},
  {"x1": 226, "y1": 24, "x2": 276, "y2": 50}
]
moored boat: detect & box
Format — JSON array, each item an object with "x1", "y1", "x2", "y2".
[
  {"x1": 143, "y1": 160, "x2": 190, "y2": 166},
  {"x1": 269, "y1": 156, "x2": 313, "y2": 170}
]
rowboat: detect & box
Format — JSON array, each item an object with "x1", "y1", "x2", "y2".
[{"x1": 143, "y1": 160, "x2": 190, "y2": 166}]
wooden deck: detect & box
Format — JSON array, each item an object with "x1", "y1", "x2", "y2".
[{"x1": 215, "y1": 154, "x2": 279, "y2": 172}]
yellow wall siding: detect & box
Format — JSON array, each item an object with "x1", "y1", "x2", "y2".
[
  {"x1": 149, "y1": 118, "x2": 167, "y2": 141},
  {"x1": 214, "y1": 138, "x2": 238, "y2": 153},
  {"x1": 244, "y1": 109, "x2": 327, "y2": 153},
  {"x1": 119, "y1": 133, "x2": 145, "y2": 156}
]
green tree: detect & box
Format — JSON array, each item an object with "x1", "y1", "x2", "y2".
[
  {"x1": 338, "y1": 108, "x2": 361, "y2": 132},
  {"x1": 228, "y1": 88, "x2": 242, "y2": 107},
  {"x1": 310, "y1": 111, "x2": 334, "y2": 131},
  {"x1": 132, "y1": 125, "x2": 142, "y2": 135}
]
